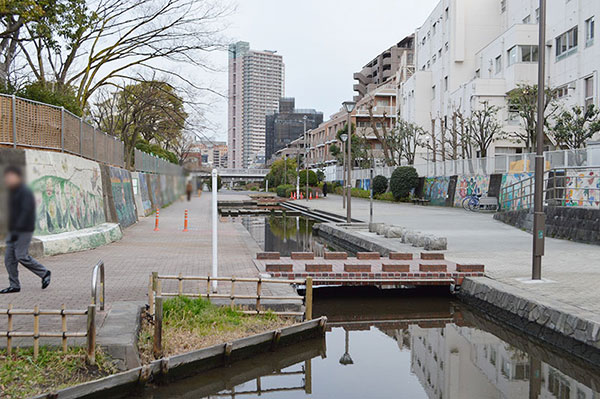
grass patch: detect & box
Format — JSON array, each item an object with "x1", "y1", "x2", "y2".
[
  {"x1": 0, "y1": 347, "x2": 117, "y2": 399},
  {"x1": 138, "y1": 296, "x2": 293, "y2": 363}
]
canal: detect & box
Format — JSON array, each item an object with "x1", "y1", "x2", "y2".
[{"x1": 138, "y1": 214, "x2": 600, "y2": 398}]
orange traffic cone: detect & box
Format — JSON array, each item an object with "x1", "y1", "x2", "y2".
[
  {"x1": 154, "y1": 209, "x2": 160, "y2": 231},
  {"x1": 183, "y1": 209, "x2": 189, "y2": 232},
  {"x1": 316, "y1": 192, "x2": 319, "y2": 199},
  {"x1": 309, "y1": 192, "x2": 313, "y2": 200}
]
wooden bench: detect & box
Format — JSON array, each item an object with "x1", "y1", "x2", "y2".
[
  {"x1": 412, "y1": 198, "x2": 430, "y2": 206},
  {"x1": 476, "y1": 197, "x2": 499, "y2": 211}
]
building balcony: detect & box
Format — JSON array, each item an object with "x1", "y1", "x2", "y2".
[
  {"x1": 355, "y1": 106, "x2": 396, "y2": 117},
  {"x1": 353, "y1": 72, "x2": 369, "y2": 85}
]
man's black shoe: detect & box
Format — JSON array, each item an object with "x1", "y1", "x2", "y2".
[
  {"x1": 42, "y1": 271, "x2": 51, "y2": 289},
  {"x1": 0, "y1": 287, "x2": 20, "y2": 294}
]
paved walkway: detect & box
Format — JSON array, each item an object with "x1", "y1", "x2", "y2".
[
  {"x1": 0, "y1": 192, "x2": 276, "y2": 341},
  {"x1": 303, "y1": 195, "x2": 600, "y2": 320}
]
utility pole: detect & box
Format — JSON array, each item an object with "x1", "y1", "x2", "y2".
[{"x1": 532, "y1": 0, "x2": 546, "y2": 280}]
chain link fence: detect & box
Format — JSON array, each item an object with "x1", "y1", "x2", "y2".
[{"x1": 0, "y1": 94, "x2": 182, "y2": 175}]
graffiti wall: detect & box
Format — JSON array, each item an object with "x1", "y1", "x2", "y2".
[
  {"x1": 453, "y1": 175, "x2": 490, "y2": 207},
  {"x1": 131, "y1": 172, "x2": 153, "y2": 217},
  {"x1": 109, "y1": 167, "x2": 137, "y2": 228},
  {"x1": 423, "y1": 177, "x2": 450, "y2": 206},
  {"x1": 499, "y1": 173, "x2": 534, "y2": 210},
  {"x1": 25, "y1": 150, "x2": 105, "y2": 235},
  {"x1": 565, "y1": 170, "x2": 600, "y2": 207}
]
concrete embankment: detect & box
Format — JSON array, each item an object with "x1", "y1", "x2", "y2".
[
  {"x1": 0, "y1": 147, "x2": 185, "y2": 256},
  {"x1": 460, "y1": 277, "x2": 600, "y2": 364}
]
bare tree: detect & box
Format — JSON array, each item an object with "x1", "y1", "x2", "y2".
[
  {"x1": 17, "y1": 0, "x2": 232, "y2": 107},
  {"x1": 467, "y1": 101, "x2": 505, "y2": 158}
]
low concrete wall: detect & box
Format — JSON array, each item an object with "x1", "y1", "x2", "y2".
[
  {"x1": 459, "y1": 278, "x2": 600, "y2": 364},
  {"x1": 36, "y1": 223, "x2": 122, "y2": 256},
  {"x1": 494, "y1": 206, "x2": 600, "y2": 245}
]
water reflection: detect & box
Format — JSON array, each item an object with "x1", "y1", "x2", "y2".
[
  {"x1": 140, "y1": 295, "x2": 600, "y2": 399},
  {"x1": 240, "y1": 214, "x2": 321, "y2": 257}
]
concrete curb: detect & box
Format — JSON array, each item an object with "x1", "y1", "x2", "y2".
[
  {"x1": 97, "y1": 301, "x2": 145, "y2": 371},
  {"x1": 459, "y1": 277, "x2": 600, "y2": 364},
  {"x1": 33, "y1": 317, "x2": 327, "y2": 399},
  {"x1": 35, "y1": 223, "x2": 123, "y2": 256}
]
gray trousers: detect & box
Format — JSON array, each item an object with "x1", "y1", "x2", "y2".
[{"x1": 4, "y1": 232, "x2": 48, "y2": 289}]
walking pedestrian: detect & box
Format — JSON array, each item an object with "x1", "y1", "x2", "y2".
[
  {"x1": 1, "y1": 166, "x2": 51, "y2": 294},
  {"x1": 186, "y1": 180, "x2": 193, "y2": 201},
  {"x1": 322, "y1": 182, "x2": 328, "y2": 198}
]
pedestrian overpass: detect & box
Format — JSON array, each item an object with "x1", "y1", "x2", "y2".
[{"x1": 190, "y1": 168, "x2": 269, "y2": 183}]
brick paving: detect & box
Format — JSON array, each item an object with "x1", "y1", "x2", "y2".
[
  {"x1": 0, "y1": 192, "x2": 290, "y2": 344},
  {"x1": 302, "y1": 195, "x2": 600, "y2": 322}
]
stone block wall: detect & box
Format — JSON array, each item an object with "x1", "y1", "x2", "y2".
[{"x1": 494, "y1": 206, "x2": 600, "y2": 245}]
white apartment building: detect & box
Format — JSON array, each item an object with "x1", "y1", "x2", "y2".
[
  {"x1": 228, "y1": 41, "x2": 285, "y2": 168},
  {"x1": 400, "y1": 0, "x2": 600, "y2": 163}
]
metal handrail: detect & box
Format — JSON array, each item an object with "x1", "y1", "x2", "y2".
[{"x1": 91, "y1": 261, "x2": 105, "y2": 311}]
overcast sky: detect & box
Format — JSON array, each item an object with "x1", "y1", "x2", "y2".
[{"x1": 206, "y1": 0, "x2": 440, "y2": 141}]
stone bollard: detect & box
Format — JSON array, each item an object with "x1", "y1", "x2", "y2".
[{"x1": 369, "y1": 223, "x2": 384, "y2": 233}]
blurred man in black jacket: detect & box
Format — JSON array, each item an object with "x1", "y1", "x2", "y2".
[{"x1": 2, "y1": 166, "x2": 51, "y2": 293}]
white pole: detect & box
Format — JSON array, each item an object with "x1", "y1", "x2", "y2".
[{"x1": 211, "y1": 169, "x2": 218, "y2": 292}]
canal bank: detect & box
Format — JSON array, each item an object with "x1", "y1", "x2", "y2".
[{"x1": 277, "y1": 196, "x2": 600, "y2": 365}]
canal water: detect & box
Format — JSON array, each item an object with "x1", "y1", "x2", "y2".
[{"x1": 138, "y1": 215, "x2": 600, "y2": 398}]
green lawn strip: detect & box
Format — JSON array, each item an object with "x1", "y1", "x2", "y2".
[
  {"x1": 0, "y1": 347, "x2": 117, "y2": 399},
  {"x1": 138, "y1": 296, "x2": 292, "y2": 363}
]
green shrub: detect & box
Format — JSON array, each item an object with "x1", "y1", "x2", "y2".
[
  {"x1": 372, "y1": 175, "x2": 388, "y2": 195},
  {"x1": 375, "y1": 192, "x2": 396, "y2": 202},
  {"x1": 276, "y1": 184, "x2": 295, "y2": 198},
  {"x1": 16, "y1": 82, "x2": 83, "y2": 116},
  {"x1": 390, "y1": 166, "x2": 419, "y2": 200},
  {"x1": 206, "y1": 175, "x2": 223, "y2": 191},
  {"x1": 299, "y1": 170, "x2": 318, "y2": 187},
  {"x1": 351, "y1": 187, "x2": 371, "y2": 198}
]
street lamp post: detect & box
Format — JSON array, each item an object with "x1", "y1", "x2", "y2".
[
  {"x1": 340, "y1": 133, "x2": 348, "y2": 209},
  {"x1": 342, "y1": 101, "x2": 356, "y2": 223},
  {"x1": 532, "y1": 0, "x2": 547, "y2": 280},
  {"x1": 304, "y1": 115, "x2": 309, "y2": 201}
]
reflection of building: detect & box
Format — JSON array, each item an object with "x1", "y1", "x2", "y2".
[
  {"x1": 265, "y1": 98, "x2": 323, "y2": 163},
  {"x1": 408, "y1": 323, "x2": 598, "y2": 399},
  {"x1": 228, "y1": 41, "x2": 285, "y2": 168}
]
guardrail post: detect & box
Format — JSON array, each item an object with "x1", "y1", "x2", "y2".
[
  {"x1": 153, "y1": 296, "x2": 163, "y2": 358},
  {"x1": 7, "y1": 304, "x2": 13, "y2": 354},
  {"x1": 11, "y1": 95, "x2": 17, "y2": 148},
  {"x1": 305, "y1": 277, "x2": 313, "y2": 320},
  {"x1": 60, "y1": 107, "x2": 65, "y2": 152},
  {"x1": 61, "y1": 304, "x2": 68, "y2": 352},
  {"x1": 149, "y1": 274, "x2": 155, "y2": 315},
  {"x1": 33, "y1": 304, "x2": 40, "y2": 360},
  {"x1": 87, "y1": 304, "x2": 96, "y2": 365}
]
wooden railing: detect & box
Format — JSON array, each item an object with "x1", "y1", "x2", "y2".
[
  {"x1": 148, "y1": 273, "x2": 313, "y2": 358},
  {"x1": 0, "y1": 304, "x2": 97, "y2": 363}
]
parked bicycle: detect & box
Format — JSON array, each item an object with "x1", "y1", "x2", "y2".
[
  {"x1": 462, "y1": 194, "x2": 481, "y2": 211},
  {"x1": 462, "y1": 194, "x2": 499, "y2": 212}
]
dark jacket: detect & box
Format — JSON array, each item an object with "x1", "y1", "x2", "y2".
[{"x1": 9, "y1": 183, "x2": 36, "y2": 233}]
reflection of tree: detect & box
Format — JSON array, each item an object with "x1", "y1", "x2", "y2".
[{"x1": 267, "y1": 215, "x2": 314, "y2": 241}]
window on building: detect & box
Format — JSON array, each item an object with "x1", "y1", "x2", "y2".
[
  {"x1": 445, "y1": 42, "x2": 449, "y2": 52},
  {"x1": 535, "y1": 8, "x2": 540, "y2": 23},
  {"x1": 585, "y1": 76, "x2": 594, "y2": 109},
  {"x1": 507, "y1": 46, "x2": 518, "y2": 66},
  {"x1": 432, "y1": 54, "x2": 436, "y2": 63},
  {"x1": 556, "y1": 85, "x2": 569, "y2": 98},
  {"x1": 445, "y1": 7, "x2": 449, "y2": 20},
  {"x1": 556, "y1": 26, "x2": 579, "y2": 60},
  {"x1": 520, "y1": 45, "x2": 539, "y2": 62},
  {"x1": 586, "y1": 17, "x2": 595, "y2": 47},
  {"x1": 444, "y1": 76, "x2": 448, "y2": 91},
  {"x1": 432, "y1": 85, "x2": 436, "y2": 99},
  {"x1": 475, "y1": 69, "x2": 480, "y2": 78},
  {"x1": 495, "y1": 55, "x2": 502, "y2": 74}
]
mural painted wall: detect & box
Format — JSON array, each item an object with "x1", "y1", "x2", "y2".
[
  {"x1": 109, "y1": 167, "x2": 137, "y2": 228},
  {"x1": 131, "y1": 172, "x2": 153, "y2": 216},
  {"x1": 424, "y1": 177, "x2": 450, "y2": 206},
  {"x1": 565, "y1": 170, "x2": 600, "y2": 207},
  {"x1": 453, "y1": 175, "x2": 490, "y2": 207},
  {"x1": 25, "y1": 150, "x2": 105, "y2": 235},
  {"x1": 499, "y1": 173, "x2": 534, "y2": 210}
]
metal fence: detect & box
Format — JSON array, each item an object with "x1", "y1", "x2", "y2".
[
  {"x1": 323, "y1": 147, "x2": 600, "y2": 181},
  {"x1": 0, "y1": 94, "x2": 182, "y2": 175}
]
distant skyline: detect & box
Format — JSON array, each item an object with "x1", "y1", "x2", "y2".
[{"x1": 205, "y1": 0, "x2": 440, "y2": 142}]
